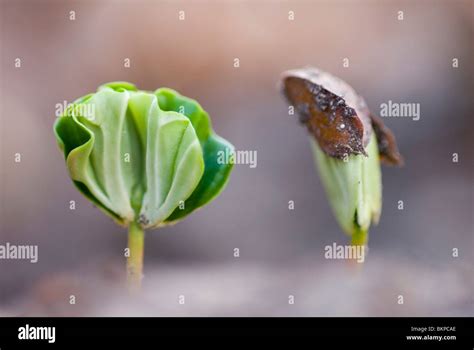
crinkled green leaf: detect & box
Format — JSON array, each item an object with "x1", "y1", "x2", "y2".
[
  {"x1": 311, "y1": 133, "x2": 381, "y2": 244},
  {"x1": 154, "y1": 88, "x2": 235, "y2": 223},
  {"x1": 54, "y1": 82, "x2": 233, "y2": 229}
]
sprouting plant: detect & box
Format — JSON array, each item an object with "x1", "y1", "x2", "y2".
[
  {"x1": 54, "y1": 82, "x2": 234, "y2": 289},
  {"x1": 281, "y1": 67, "x2": 403, "y2": 247}
]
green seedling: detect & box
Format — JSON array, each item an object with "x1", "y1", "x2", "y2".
[
  {"x1": 281, "y1": 67, "x2": 403, "y2": 247},
  {"x1": 54, "y1": 82, "x2": 234, "y2": 289}
]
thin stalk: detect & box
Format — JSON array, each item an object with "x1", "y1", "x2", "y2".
[
  {"x1": 127, "y1": 221, "x2": 145, "y2": 291},
  {"x1": 348, "y1": 228, "x2": 367, "y2": 271},
  {"x1": 351, "y1": 227, "x2": 368, "y2": 247}
]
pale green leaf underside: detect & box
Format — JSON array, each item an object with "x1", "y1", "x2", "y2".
[
  {"x1": 54, "y1": 82, "x2": 234, "y2": 229},
  {"x1": 311, "y1": 133, "x2": 382, "y2": 241}
]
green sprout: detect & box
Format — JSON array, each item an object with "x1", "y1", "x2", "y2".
[
  {"x1": 54, "y1": 82, "x2": 234, "y2": 289},
  {"x1": 310, "y1": 134, "x2": 381, "y2": 246},
  {"x1": 281, "y1": 67, "x2": 403, "y2": 248}
]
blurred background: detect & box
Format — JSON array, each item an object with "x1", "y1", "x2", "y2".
[{"x1": 0, "y1": 0, "x2": 472, "y2": 316}]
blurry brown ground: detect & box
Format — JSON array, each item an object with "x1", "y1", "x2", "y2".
[{"x1": 0, "y1": 0, "x2": 473, "y2": 316}]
